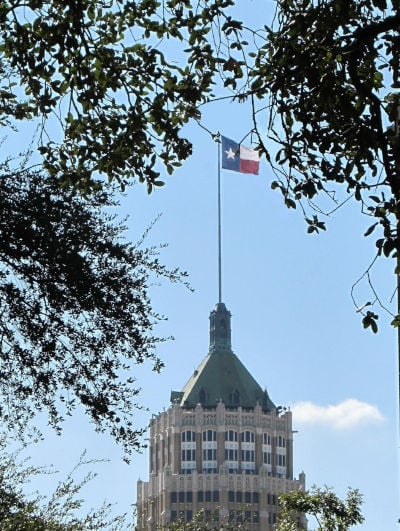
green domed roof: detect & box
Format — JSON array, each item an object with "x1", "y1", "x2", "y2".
[{"x1": 170, "y1": 303, "x2": 275, "y2": 412}]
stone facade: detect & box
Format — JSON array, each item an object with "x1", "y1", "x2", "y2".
[{"x1": 136, "y1": 303, "x2": 306, "y2": 530}]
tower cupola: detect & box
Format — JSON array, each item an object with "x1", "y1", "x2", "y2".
[{"x1": 209, "y1": 302, "x2": 232, "y2": 353}]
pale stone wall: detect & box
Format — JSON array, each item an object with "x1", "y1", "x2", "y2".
[{"x1": 136, "y1": 403, "x2": 305, "y2": 530}]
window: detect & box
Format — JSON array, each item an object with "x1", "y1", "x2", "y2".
[
  {"x1": 276, "y1": 454, "x2": 286, "y2": 467},
  {"x1": 187, "y1": 492, "x2": 193, "y2": 503},
  {"x1": 198, "y1": 491, "x2": 204, "y2": 502},
  {"x1": 225, "y1": 430, "x2": 239, "y2": 470},
  {"x1": 213, "y1": 491, "x2": 219, "y2": 502},
  {"x1": 202, "y1": 430, "x2": 217, "y2": 471},
  {"x1": 241, "y1": 449, "x2": 255, "y2": 462},
  {"x1": 236, "y1": 491, "x2": 242, "y2": 503},
  {"x1": 203, "y1": 430, "x2": 217, "y2": 441},
  {"x1": 181, "y1": 430, "x2": 196, "y2": 472},
  {"x1": 186, "y1": 510, "x2": 193, "y2": 521},
  {"x1": 182, "y1": 448, "x2": 196, "y2": 461},
  {"x1": 241, "y1": 431, "x2": 255, "y2": 472},
  {"x1": 262, "y1": 432, "x2": 272, "y2": 473},
  {"x1": 245, "y1": 492, "x2": 251, "y2": 503},
  {"x1": 225, "y1": 430, "x2": 238, "y2": 442},
  {"x1": 171, "y1": 492, "x2": 177, "y2": 503},
  {"x1": 228, "y1": 491, "x2": 235, "y2": 502},
  {"x1": 182, "y1": 430, "x2": 196, "y2": 442},
  {"x1": 252, "y1": 492, "x2": 259, "y2": 504},
  {"x1": 241, "y1": 431, "x2": 255, "y2": 443},
  {"x1": 205, "y1": 491, "x2": 212, "y2": 502},
  {"x1": 178, "y1": 492, "x2": 185, "y2": 503},
  {"x1": 263, "y1": 432, "x2": 271, "y2": 445},
  {"x1": 269, "y1": 512, "x2": 277, "y2": 524},
  {"x1": 263, "y1": 451, "x2": 271, "y2": 465},
  {"x1": 276, "y1": 435, "x2": 286, "y2": 447},
  {"x1": 203, "y1": 448, "x2": 216, "y2": 461},
  {"x1": 253, "y1": 511, "x2": 259, "y2": 523},
  {"x1": 225, "y1": 448, "x2": 238, "y2": 461},
  {"x1": 171, "y1": 511, "x2": 177, "y2": 522},
  {"x1": 268, "y1": 494, "x2": 277, "y2": 505}
]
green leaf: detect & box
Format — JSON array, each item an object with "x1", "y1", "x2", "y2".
[{"x1": 364, "y1": 222, "x2": 378, "y2": 237}]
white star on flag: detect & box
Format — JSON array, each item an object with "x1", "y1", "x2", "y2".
[{"x1": 225, "y1": 147, "x2": 236, "y2": 159}]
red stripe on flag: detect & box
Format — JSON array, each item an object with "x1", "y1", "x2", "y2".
[{"x1": 240, "y1": 159, "x2": 259, "y2": 175}]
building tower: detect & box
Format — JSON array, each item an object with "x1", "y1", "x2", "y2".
[{"x1": 136, "y1": 302, "x2": 306, "y2": 530}]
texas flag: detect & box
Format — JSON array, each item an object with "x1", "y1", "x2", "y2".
[{"x1": 221, "y1": 135, "x2": 259, "y2": 175}]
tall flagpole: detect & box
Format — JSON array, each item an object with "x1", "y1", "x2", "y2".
[{"x1": 217, "y1": 133, "x2": 222, "y2": 303}]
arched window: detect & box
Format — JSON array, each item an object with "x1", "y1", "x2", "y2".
[
  {"x1": 203, "y1": 430, "x2": 217, "y2": 442},
  {"x1": 275, "y1": 434, "x2": 287, "y2": 477},
  {"x1": 202, "y1": 430, "x2": 217, "y2": 472},
  {"x1": 276, "y1": 435, "x2": 286, "y2": 448},
  {"x1": 263, "y1": 432, "x2": 271, "y2": 445},
  {"x1": 224, "y1": 430, "x2": 238, "y2": 472},
  {"x1": 182, "y1": 430, "x2": 195, "y2": 442},
  {"x1": 262, "y1": 432, "x2": 272, "y2": 473},
  {"x1": 241, "y1": 431, "x2": 255, "y2": 473},
  {"x1": 241, "y1": 431, "x2": 255, "y2": 443},
  {"x1": 181, "y1": 430, "x2": 196, "y2": 473},
  {"x1": 225, "y1": 430, "x2": 238, "y2": 442}
]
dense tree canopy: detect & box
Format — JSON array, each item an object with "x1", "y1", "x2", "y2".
[{"x1": 0, "y1": 164, "x2": 187, "y2": 454}]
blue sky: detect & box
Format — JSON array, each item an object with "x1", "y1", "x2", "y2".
[
  {"x1": 22, "y1": 102, "x2": 399, "y2": 529},
  {"x1": 6, "y1": 1, "x2": 400, "y2": 529}
]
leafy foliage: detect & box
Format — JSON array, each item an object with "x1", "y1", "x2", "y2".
[
  {"x1": 0, "y1": 164, "x2": 187, "y2": 455},
  {"x1": 160, "y1": 507, "x2": 254, "y2": 530},
  {"x1": 277, "y1": 486, "x2": 364, "y2": 531},
  {"x1": 0, "y1": 0, "x2": 239, "y2": 192},
  {"x1": 0, "y1": 438, "x2": 130, "y2": 530},
  {"x1": 243, "y1": 0, "x2": 400, "y2": 331}
]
